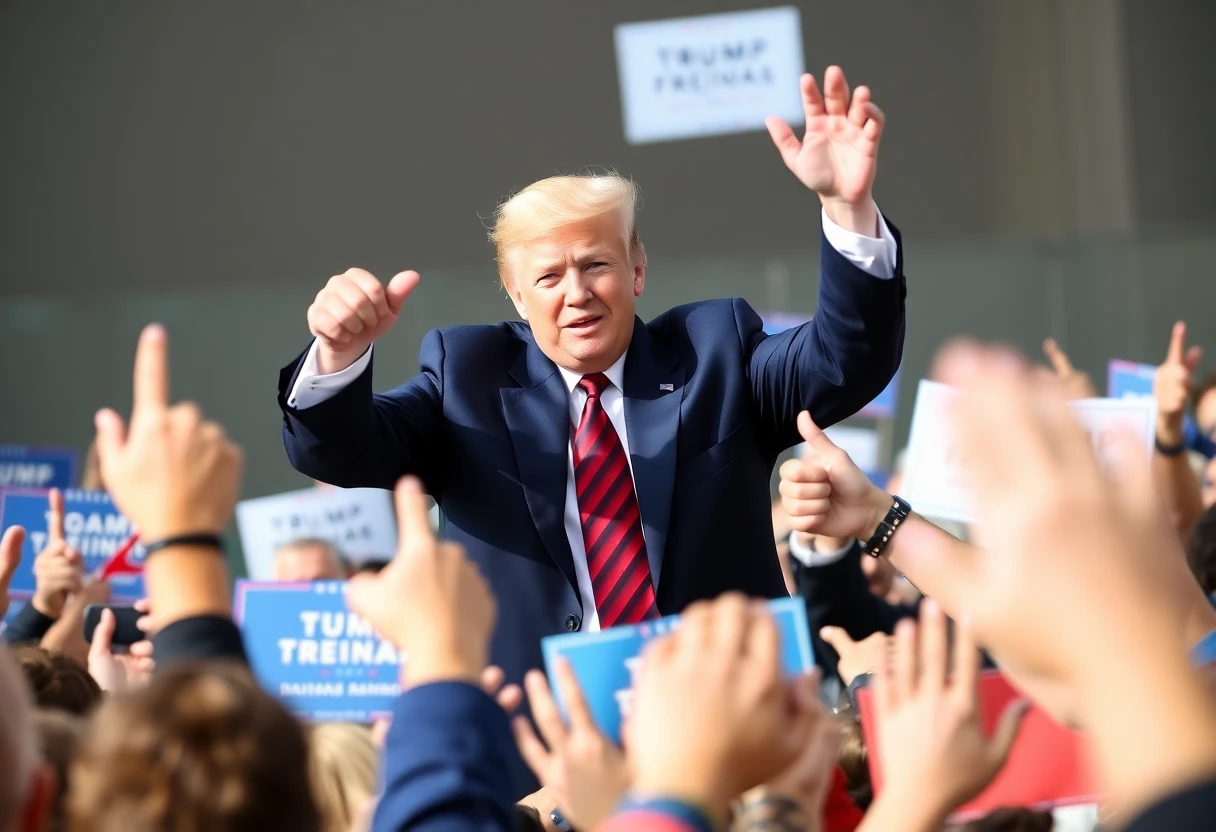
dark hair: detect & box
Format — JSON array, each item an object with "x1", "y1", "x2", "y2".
[
  {"x1": 837, "y1": 714, "x2": 872, "y2": 810},
  {"x1": 1192, "y1": 371, "x2": 1216, "y2": 414},
  {"x1": 1186, "y1": 504, "x2": 1216, "y2": 595},
  {"x1": 351, "y1": 559, "x2": 391, "y2": 576},
  {"x1": 13, "y1": 646, "x2": 103, "y2": 716},
  {"x1": 514, "y1": 805, "x2": 548, "y2": 832},
  {"x1": 961, "y1": 806, "x2": 1054, "y2": 832},
  {"x1": 34, "y1": 709, "x2": 85, "y2": 832},
  {"x1": 68, "y1": 661, "x2": 320, "y2": 832}
]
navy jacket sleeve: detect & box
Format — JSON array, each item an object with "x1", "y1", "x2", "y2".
[
  {"x1": 1125, "y1": 776, "x2": 1216, "y2": 831},
  {"x1": 791, "y1": 538, "x2": 918, "y2": 680},
  {"x1": 152, "y1": 615, "x2": 248, "y2": 670},
  {"x1": 278, "y1": 330, "x2": 446, "y2": 491},
  {"x1": 742, "y1": 217, "x2": 906, "y2": 450},
  {"x1": 374, "y1": 681, "x2": 518, "y2": 832},
  {"x1": 2, "y1": 602, "x2": 57, "y2": 644}
]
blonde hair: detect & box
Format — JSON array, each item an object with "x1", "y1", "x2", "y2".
[
  {"x1": 489, "y1": 172, "x2": 644, "y2": 284},
  {"x1": 308, "y1": 723, "x2": 379, "y2": 832}
]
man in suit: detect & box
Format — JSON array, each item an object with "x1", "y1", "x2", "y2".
[{"x1": 277, "y1": 66, "x2": 906, "y2": 688}]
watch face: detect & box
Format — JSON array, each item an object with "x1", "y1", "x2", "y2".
[{"x1": 550, "y1": 809, "x2": 572, "y2": 831}]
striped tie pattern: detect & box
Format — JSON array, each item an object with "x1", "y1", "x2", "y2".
[{"x1": 572, "y1": 373, "x2": 659, "y2": 627}]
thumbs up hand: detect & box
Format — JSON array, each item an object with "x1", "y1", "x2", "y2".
[
  {"x1": 1154, "y1": 322, "x2": 1204, "y2": 447},
  {"x1": 307, "y1": 269, "x2": 420, "y2": 374},
  {"x1": 778, "y1": 411, "x2": 893, "y2": 542}
]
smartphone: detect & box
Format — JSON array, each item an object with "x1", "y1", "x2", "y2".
[{"x1": 83, "y1": 604, "x2": 144, "y2": 648}]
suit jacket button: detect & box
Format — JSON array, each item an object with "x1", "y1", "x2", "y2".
[{"x1": 564, "y1": 614, "x2": 581, "y2": 632}]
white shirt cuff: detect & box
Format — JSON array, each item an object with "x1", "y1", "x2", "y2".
[
  {"x1": 787, "y1": 532, "x2": 856, "y2": 567},
  {"x1": 821, "y1": 202, "x2": 898, "y2": 279},
  {"x1": 287, "y1": 342, "x2": 373, "y2": 410}
]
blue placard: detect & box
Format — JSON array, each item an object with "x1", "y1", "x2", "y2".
[
  {"x1": 0, "y1": 490, "x2": 144, "y2": 602},
  {"x1": 1107, "y1": 359, "x2": 1156, "y2": 400},
  {"x1": 542, "y1": 596, "x2": 814, "y2": 744},
  {"x1": 858, "y1": 370, "x2": 900, "y2": 420},
  {"x1": 0, "y1": 446, "x2": 78, "y2": 490},
  {"x1": 234, "y1": 580, "x2": 403, "y2": 722}
]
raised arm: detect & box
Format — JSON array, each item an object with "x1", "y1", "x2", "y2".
[
  {"x1": 1153, "y1": 322, "x2": 1205, "y2": 540},
  {"x1": 750, "y1": 67, "x2": 905, "y2": 447}
]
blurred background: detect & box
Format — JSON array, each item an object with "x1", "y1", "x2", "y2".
[{"x1": 1, "y1": 0, "x2": 1213, "y2": 510}]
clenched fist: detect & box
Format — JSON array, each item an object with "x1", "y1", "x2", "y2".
[{"x1": 307, "y1": 269, "x2": 420, "y2": 374}]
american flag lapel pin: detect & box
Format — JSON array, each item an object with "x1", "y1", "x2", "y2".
[{"x1": 659, "y1": 383, "x2": 674, "y2": 392}]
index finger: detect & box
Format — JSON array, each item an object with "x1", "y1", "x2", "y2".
[
  {"x1": 1042, "y1": 338, "x2": 1073, "y2": 376},
  {"x1": 47, "y1": 488, "x2": 65, "y2": 544},
  {"x1": 394, "y1": 476, "x2": 435, "y2": 552},
  {"x1": 132, "y1": 324, "x2": 169, "y2": 415},
  {"x1": 1166, "y1": 322, "x2": 1187, "y2": 365}
]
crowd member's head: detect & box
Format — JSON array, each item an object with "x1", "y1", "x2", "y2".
[
  {"x1": 837, "y1": 714, "x2": 872, "y2": 810},
  {"x1": 272, "y1": 537, "x2": 349, "y2": 582},
  {"x1": 308, "y1": 722, "x2": 379, "y2": 832},
  {"x1": 0, "y1": 645, "x2": 55, "y2": 832},
  {"x1": 33, "y1": 709, "x2": 84, "y2": 832},
  {"x1": 1186, "y1": 503, "x2": 1216, "y2": 596},
  {"x1": 68, "y1": 662, "x2": 320, "y2": 831},
  {"x1": 958, "y1": 806, "x2": 1054, "y2": 832},
  {"x1": 13, "y1": 646, "x2": 102, "y2": 716},
  {"x1": 490, "y1": 173, "x2": 645, "y2": 374},
  {"x1": 1193, "y1": 371, "x2": 1216, "y2": 439},
  {"x1": 1201, "y1": 455, "x2": 1216, "y2": 509}
]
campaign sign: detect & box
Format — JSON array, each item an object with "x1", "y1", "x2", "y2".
[
  {"x1": 0, "y1": 490, "x2": 144, "y2": 601},
  {"x1": 760, "y1": 311, "x2": 813, "y2": 336},
  {"x1": 858, "y1": 671, "x2": 1097, "y2": 819},
  {"x1": 902, "y1": 380, "x2": 1156, "y2": 524},
  {"x1": 235, "y1": 580, "x2": 403, "y2": 722},
  {"x1": 542, "y1": 596, "x2": 813, "y2": 744},
  {"x1": 614, "y1": 6, "x2": 805, "y2": 144},
  {"x1": 1106, "y1": 359, "x2": 1156, "y2": 400},
  {"x1": 0, "y1": 445, "x2": 78, "y2": 490},
  {"x1": 235, "y1": 487, "x2": 397, "y2": 579}
]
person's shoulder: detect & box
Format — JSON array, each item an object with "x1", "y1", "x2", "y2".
[
  {"x1": 426, "y1": 321, "x2": 531, "y2": 356},
  {"x1": 646, "y1": 298, "x2": 756, "y2": 337}
]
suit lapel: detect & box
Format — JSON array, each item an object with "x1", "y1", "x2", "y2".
[
  {"x1": 623, "y1": 319, "x2": 685, "y2": 590},
  {"x1": 500, "y1": 337, "x2": 579, "y2": 593}
]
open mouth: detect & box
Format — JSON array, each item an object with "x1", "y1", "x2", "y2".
[{"x1": 565, "y1": 316, "x2": 602, "y2": 330}]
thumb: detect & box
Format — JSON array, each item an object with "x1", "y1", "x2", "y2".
[
  {"x1": 0, "y1": 526, "x2": 26, "y2": 591},
  {"x1": 987, "y1": 698, "x2": 1030, "y2": 771},
  {"x1": 1184, "y1": 345, "x2": 1204, "y2": 374},
  {"x1": 91, "y1": 607, "x2": 116, "y2": 657},
  {"x1": 765, "y1": 117, "x2": 801, "y2": 168},
  {"x1": 385, "y1": 271, "x2": 421, "y2": 316},
  {"x1": 94, "y1": 408, "x2": 128, "y2": 468},
  {"x1": 797, "y1": 411, "x2": 839, "y2": 457},
  {"x1": 819, "y1": 625, "x2": 856, "y2": 653}
]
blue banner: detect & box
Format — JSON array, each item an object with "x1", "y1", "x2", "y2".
[
  {"x1": 542, "y1": 596, "x2": 814, "y2": 744},
  {"x1": 0, "y1": 445, "x2": 78, "y2": 490},
  {"x1": 1107, "y1": 359, "x2": 1156, "y2": 400},
  {"x1": 234, "y1": 580, "x2": 403, "y2": 722},
  {"x1": 760, "y1": 311, "x2": 813, "y2": 336},
  {"x1": 0, "y1": 490, "x2": 144, "y2": 601}
]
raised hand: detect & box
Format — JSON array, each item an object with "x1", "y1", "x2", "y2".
[
  {"x1": 88, "y1": 607, "x2": 155, "y2": 693},
  {"x1": 347, "y1": 476, "x2": 496, "y2": 688},
  {"x1": 94, "y1": 324, "x2": 244, "y2": 541},
  {"x1": 1154, "y1": 322, "x2": 1203, "y2": 446},
  {"x1": 31, "y1": 488, "x2": 85, "y2": 619},
  {"x1": 1041, "y1": 338, "x2": 1096, "y2": 400},
  {"x1": 513, "y1": 659, "x2": 629, "y2": 830},
  {"x1": 0, "y1": 525, "x2": 27, "y2": 620},
  {"x1": 779, "y1": 411, "x2": 892, "y2": 541},
  {"x1": 308, "y1": 268, "x2": 420, "y2": 374},
  {"x1": 625, "y1": 594, "x2": 821, "y2": 821},
  {"x1": 820, "y1": 626, "x2": 892, "y2": 687},
  {"x1": 766, "y1": 67, "x2": 884, "y2": 233},
  {"x1": 866, "y1": 602, "x2": 1026, "y2": 829}
]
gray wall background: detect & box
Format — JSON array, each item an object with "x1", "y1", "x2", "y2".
[{"x1": 1, "y1": 1, "x2": 1213, "y2": 547}]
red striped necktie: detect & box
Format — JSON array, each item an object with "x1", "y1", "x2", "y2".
[{"x1": 571, "y1": 372, "x2": 659, "y2": 628}]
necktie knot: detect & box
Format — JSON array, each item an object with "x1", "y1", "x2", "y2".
[{"x1": 579, "y1": 372, "x2": 611, "y2": 400}]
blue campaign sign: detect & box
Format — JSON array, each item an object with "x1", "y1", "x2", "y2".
[
  {"x1": 0, "y1": 445, "x2": 78, "y2": 490},
  {"x1": 0, "y1": 490, "x2": 144, "y2": 602},
  {"x1": 1107, "y1": 359, "x2": 1156, "y2": 400},
  {"x1": 542, "y1": 596, "x2": 814, "y2": 744},
  {"x1": 235, "y1": 580, "x2": 403, "y2": 722},
  {"x1": 858, "y1": 369, "x2": 900, "y2": 420}
]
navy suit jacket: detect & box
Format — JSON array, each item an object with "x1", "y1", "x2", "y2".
[{"x1": 278, "y1": 223, "x2": 905, "y2": 689}]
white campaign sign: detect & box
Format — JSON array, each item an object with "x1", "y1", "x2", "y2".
[
  {"x1": 236, "y1": 487, "x2": 398, "y2": 579},
  {"x1": 902, "y1": 380, "x2": 1156, "y2": 524},
  {"x1": 614, "y1": 6, "x2": 805, "y2": 144}
]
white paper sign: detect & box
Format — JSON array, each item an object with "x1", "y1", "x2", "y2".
[
  {"x1": 614, "y1": 6, "x2": 805, "y2": 144},
  {"x1": 236, "y1": 487, "x2": 398, "y2": 579},
  {"x1": 902, "y1": 380, "x2": 1156, "y2": 524}
]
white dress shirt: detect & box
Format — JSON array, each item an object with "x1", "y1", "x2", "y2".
[{"x1": 286, "y1": 206, "x2": 899, "y2": 630}]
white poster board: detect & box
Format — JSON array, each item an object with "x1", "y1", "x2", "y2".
[
  {"x1": 902, "y1": 380, "x2": 1156, "y2": 524},
  {"x1": 614, "y1": 6, "x2": 805, "y2": 144},
  {"x1": 236, "y1": 487, "x2": 398, "y2": 579}
]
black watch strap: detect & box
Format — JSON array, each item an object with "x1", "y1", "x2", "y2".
[
  {"x1": 862, "y1": 496, "x2": 910, "y2": 558},
  {"x1": 1155, "y1": 435, "x2": 1187, "y2": 457}
]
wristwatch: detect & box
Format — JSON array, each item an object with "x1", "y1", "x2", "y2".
[{"x1": 861, "y1": 495, "x2": 911, "y2": 558}]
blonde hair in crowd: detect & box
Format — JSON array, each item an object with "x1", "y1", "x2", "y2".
[
  {"x1": 489, "y1": 172, "x2": 645, "y2": 285},
  {"x1": 309, "y1": 722, "x2": 380, "y2": 832}
]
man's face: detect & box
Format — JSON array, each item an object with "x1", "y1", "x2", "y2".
[
  {"x1": 273, "y1": 544, "x2": 345, "y2": 582},
  {"x1": 505, "y1": 212, "x2": 644, "y2": 374}
]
